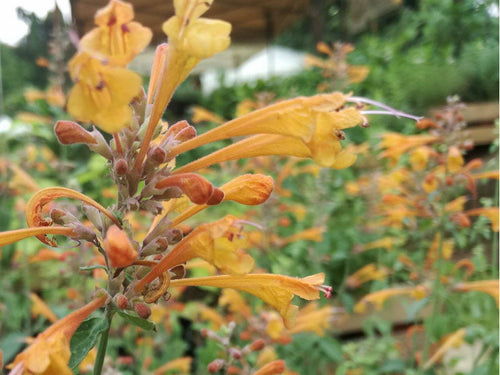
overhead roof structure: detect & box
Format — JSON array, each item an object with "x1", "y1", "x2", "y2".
[{"x1": 70, "y1": 0, "x2": 310, "y2": 44}]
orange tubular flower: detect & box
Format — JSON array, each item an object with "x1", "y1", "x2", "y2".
[
  {"x1": 346, "y1": 263, "x2": 390, "y2": 289},
  {"x1": 354, "y1": 285, "x2": 427, "y2": 314},
  {"x1": 30, "y1": 293, "x2": 58, "y2": 323},
  {"x1": 103, "y1": 225, "x2": 138, "y2": 268},
  {"x1": 253, "y1": 360, "x2": 286, "y2": 375},
  {"x1": 465, "y1": 207, "x2": 499, "y2": 232},
  {"x1": 168, "y1": 273, "x2": 330, "y2": 328},
  {"x1": 135, "y1": 215, "x2": 255, "y2": 292},
  {"x1": 219, "y1": 289, "x2": 252, "y2": 319},
  {"x1": 453, "y1": 280, "x2": 499, "y2": 306},
  {"x1": 79, "y1": 0, "x2": 152, "y2": 66},
  {"x1": 170, "y1": 174, "x2": 274, "y2": 226},
  {"x1": 423, "y1": 328, "x2": 467, "y2": 370},
  {"x1": 0, "y1": 227, "x2": 75, "y2": 248},
  {"x1": 66, "y1": 51, "x2": 142, "y2": 133},
  {"x1": 133, "y1": 0, "x2": 231, "y2": 172},
  {"x1": 7, "y1": 295, "x2": 107, "y2": 374},
  {"x1": 152, "y1": 357, "x2": 192, "y2": 375},
  {"x1": 25, "y1": 187, "x2": 121, "y2": 246}
]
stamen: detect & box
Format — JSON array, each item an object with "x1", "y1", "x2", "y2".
[
  {"x1": 234, "y1": 220, "x2": 265, "y2": 231},
  {"x1": 347, "y1": 96, "x2": 423, "y2": 122},
  {"x1": 317, "y1": 284, "x2": 333, "y2": 299},
  {"x1": 361, "y1": 110, "x2": 423, "y2": 122}
]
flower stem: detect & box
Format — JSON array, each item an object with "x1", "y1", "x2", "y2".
[{"x1": 93, "y1": 305, "x2": 114, "y2": 375}]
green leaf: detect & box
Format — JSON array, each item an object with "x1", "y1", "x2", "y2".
[
  {"x1": 117, "y1": 310, "x2": 156, "y2": 331},
  {"x1": 79, "y1": 265, "x2": 108, "y2": 272},
  {"x1": 69, "y1": 317, "x2": 109, "y2": 369},
  {"x1": 318, "y1": 338, "x2": 343, "y2": 363}
]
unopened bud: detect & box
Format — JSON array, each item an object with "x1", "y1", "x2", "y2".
[
  {"x1": 229, "y1": 348, "x2": 242, "y2": 360},
  {"x1": 114, "y1": 294, "x2": 129, "y2": 309},
  {"x1": 208, "y1": 359, "x2": 225, "y2": 373},
  {"x1": 55, "y1": 121, "x2": 97, "y2": 145},
  {"x1": 50, "y1": 208, "x2": 76, "y2": 224},
  {"x1": 134, "y1": 302, "x2": 151, "y2": 319},
  {"x1": 82, "y1": 204, "x2": 104, "y2": 232},
  {"x1": 167, "y1": 228, "x2": 183, "y2": 244},
  {"x1": 71, "y1": 223, "x2": 97, "y2": 242},
  {"x1": 103, "y1": 225, "x2": 138, "y2": 268},
  {"x1": 207, "y1": 188, "x2": 225, "y2": 205},
  {"x1": 149, "y1": 147, "x2": 167, "y2": 164},
  {"x1": 88, "y1": 128, "x2": 113, "y2": 160},
  {"x1": 114, "y1": 159, "x2": 128, "y2": 176},
  {"x1": 249, "y1": 339, "x2": 265, "y2": 352},
  {"x1": 166, "y1": 120, "x2": 197, "y2": 143}
]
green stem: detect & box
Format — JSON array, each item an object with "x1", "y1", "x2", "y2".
[
  {"x1": 492, "y1": 180, "x2": 499, "y2": 279},
  {"x1": 93, "y1": 305, "x2": 115, "y2": 375},
  {"x1": 419, "y1": 199, "x2": 448, "y2": 372}
]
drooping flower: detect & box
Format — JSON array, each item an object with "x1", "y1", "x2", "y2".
[
  {"x1": 453, "y1": 280, "x2": 499, "y2": 306},
  {"x1": 67, "y1": 51, "x2": 142, "y2": 133},
  {"x1": 7, "y1": 295, "x2": 107, "y2": 374},
  {"x1": 168, "y1": 273, "x2": 330, "y2": 328},
  {"x1": 135, "y1": 216, "x2": 254, "y2": 293},
  {"x1": 423, "y1": 328, "x2": 467, "y2": 370},
  {"x1": 79, "y1": 0, "x2": 152, "y2": 66}
]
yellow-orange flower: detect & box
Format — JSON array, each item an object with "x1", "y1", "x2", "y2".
[
  {"x1": 7, "y1": 295, "x2": 106, "y2": 374},
  {"x1": 80, "y1": 0, "x2": 152, "y2": 66},
  {"x1": 423, "y1": 328, "x2": 467, "y2": 370},
  {"x1": 67, "y1": 52, "x2": 142, "y2": 133},
  {"x1": 169, "y1": 273, "x2": 329, "y2": 328},
  {"x1": 354, "y1": 285, "x2": 427, "y2": 314},
  {"x1": 447, "y1": 146, "x2": 464, "y2": 173},
  {"x1": 346, "y1": 263, "x2": 390, "y2": 288},
  {"x1": 30, "y1": 293, "x2": 58, "y2": 323},
  {"x1": 219, "y1": 289, "x2": 252, "y2": 319},
  {"x1": 453, "y1": 280, "x2": 499, "y2": 306},
  {"x1": 153, "y1": 356, "x2": 192, "y2": 375},
  {"x1": 465, "y1": 207, "x2": 499, "y2": 232}
]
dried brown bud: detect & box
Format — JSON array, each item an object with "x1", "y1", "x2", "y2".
[
  {"x1": 134, "y1": 302, "x2": 151, "y2": 319},
  {"x1": 55, "y1": 121, "x2": 97, "y2": 145}
]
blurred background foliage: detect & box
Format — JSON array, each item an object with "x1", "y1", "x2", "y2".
[{"x1": 0, "y1": 0, "x2": 498, "y2": 374}]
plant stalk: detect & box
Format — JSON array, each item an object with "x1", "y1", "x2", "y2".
[{"x1": 93, "y1": 305, "x2": 114, "y2": 375}]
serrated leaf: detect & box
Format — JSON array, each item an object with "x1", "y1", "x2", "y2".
[
  {"x1": 69, "y1": 317, "x2": 109, "y2": 369},
  {"x1": 117, "y1": 310, "x2": 156, "y2": 331}
]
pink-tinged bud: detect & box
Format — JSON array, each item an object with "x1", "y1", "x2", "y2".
[
  {"x1": 149, "y1": 147, "x2": 167, "y2": 164},
  {"x1": 114, "y1": 294, "x2": 129, "y2": 309},
  {"x1": 114, "y1": 159, "x2": 128, "y2": 176},
  {"x1": 103, "y1": 225, "x2": 138, "y2": 268},
  {"x1": 166, "y1": 120, "x2": 197, "y2": 142},
  {"x1": 249, "y1": 339, "x2": 265, "y2": 352},
  {"x1": 55, "y1": 121, "x2": 97, "y2": 145},
  {"x1": 229, "y1": 348, "x2": 242, "y2": 360},
  {"x1": 134, "y1": 302, "x2": 151, "y2": 319},
  {"x1": 208, "y1": 359, "x2": 225, "y2": 373}
]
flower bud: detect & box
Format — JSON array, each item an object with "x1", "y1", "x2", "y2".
[
  {"x1": 114, "y1": 158, "x2": 128, "y2": 176},
  {"x1": 134, "y1": 302, "x2": 151, "y2": 319},
  {"x1": 103, "y1": 225, "x2": 138, "y2": 268},
  {"x1": 55, "y1": 121, "x2": 97, "y2": 145},
  {"x1": 249, "y1": 339, "x2": 265, "y2": 352},
  {"x1": 208, "y1": 359, "x2": 225, "y2": 373},
  {"x1": 114, "y1": 294, "x2": 129, "y2": 309},
  {"x1": 229, "y1": 348, "x2": 242, "y2": 360}
]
